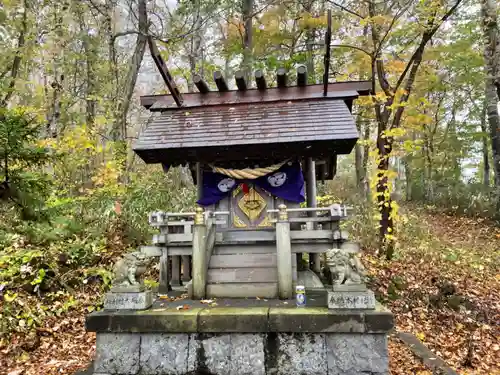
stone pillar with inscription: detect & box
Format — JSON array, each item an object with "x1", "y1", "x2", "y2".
[
  {"x1": 104, "y1": 252, "x2": 153, "y2": 310},
  {"x1": 325, "y1": 246, "x2": 376, "y2": 310}
]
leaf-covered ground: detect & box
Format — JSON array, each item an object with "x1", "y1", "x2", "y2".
[
  {"x1": 369, "y1": 207, "x2": 500, "y2": 375},
  {"x1": 1, "y1": 208, "x2": 499, "y2": 375}
]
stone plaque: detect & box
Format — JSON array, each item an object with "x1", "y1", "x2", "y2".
[
  {"x1": 328, "y1": 290, "x2": 376, "y2": 310},
  {"x1": 332, "y1": 283, "x2": 367, "y2": 292},
  {"x1": 104, "y1": 290, "x2": 153, "y2": 310}
]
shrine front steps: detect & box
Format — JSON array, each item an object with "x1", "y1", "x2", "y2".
[
  {"x1": 86, "y1": 304, "x2": 394, "y2": 375},
  {"x1": 206, "y1": 242, "x2": 291, "y2": 299}
]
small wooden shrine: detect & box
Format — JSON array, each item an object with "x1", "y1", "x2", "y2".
[
  {"x1": 131, "y1": 38, "x2": 372, "y2": 300},
  {"x1": 83, "y1": 32, "x2": 394, "y2": 375}
]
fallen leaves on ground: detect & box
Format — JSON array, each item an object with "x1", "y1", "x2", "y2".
[
  {"x1": 365, "y1": 207, "x2": 500, "y2": 375},
  {"x1": 389, "y1": 334, "x2": 429, "y2": 374},
  {"x1": 0, "y1": 291, "x2": 98, "y2": 375}
]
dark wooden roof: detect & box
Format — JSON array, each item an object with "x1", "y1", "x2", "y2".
[
  {"x1": 134, "y1": 97, "x2": 359, "y2": 166},
  {"x1": 133, "y1": 65, "x2": 372, "y2": 166},
  {"x1": 140, "y1": 81, "x2": 371, "y2": 111}
]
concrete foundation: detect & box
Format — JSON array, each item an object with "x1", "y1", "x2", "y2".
[
  {"x1": 86, "y1": 302, "x2": 393, "y2": 375},
  {"x1": 91, "y1": 332, "x2": 388, "y2": 375}
]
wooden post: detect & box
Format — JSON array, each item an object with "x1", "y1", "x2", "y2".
[
  {"x1": 194, "y1": 164, "x2": 203, "y2": 293},
  {"x1": 255, "y1": 70, "x2": 267, "y2": 90},
  {"x1": 276, "y1": 204, "x2": 293, "y2": 299},
  {"x1": 156, "y1": 220, "x2": 170, "y2": 295},
  {"x1": 148, "y1": 36, "x2": 183, "y2": 107},
  {"x1": 171, "y1": 255, "x2": 182, "y2": 286},
  {"x1": 193, "y1": 74, "x2": 209, "y2": 93},
  {"x1": 158, "y1": 248, "x2": 170, "y2": 295},
  {"x1": 214, "y1": 71, "x2": 229, "y2": 92},
  {"x1": 158, "y1": 236, "x2": 170, "y2": 295},
  {"x1": 306, "y1": 157, "x2": 321, "y2": 273},
  {"x1": 277, "y1": 68, "x2": 287, "y2": 88},
  {"x1": 196, "y1": 163, "x2": 203, "y2": 199},
  {"x1": 297, "y1": 65, "x2": 307, "y2": 86},
  {"x1": 182, "y1": 255, "x2": 191, "y2": 282},
  {"x1": 192, "y1": 207, "x2": 207, "y2": 299},
  {"x1": 182, "y1": 220, "x2": 192, "y2": 283},
  {"x1": 235, "y1": 70, "x2": 247, "y2": 91}
]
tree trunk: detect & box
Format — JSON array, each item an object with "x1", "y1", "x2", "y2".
[
  {"x1": 110, "y1": 0, "x2": 148, "y2": 177},
  {"x1": 105, "y1": 0, "x2": 119, "y2": 104},
  {"x1": 481, "y1": 99, "x2": 491, "y2": 187},
  {"x1": 376, "y1": 134, "x2": 394, "y2": 259},
  {"x1": 187, "y1": 16, "x2": 203, "y2": 93},
  {"x1": 355, "y1": 114, "x2": 365, "y2": 191},
  {"x1": 362, "y1": 121, "x2": 371, "y2": 199},
  {"x1": 403, "y1": 157, "x2": 412, "y2": 201},
  {"x1": 355, "y1": 25, "x2": 370, "y2": 196},
  {"x1": 0, "y1": 0, "x2": 27, "y2": 108},
  {"x1": 78, "y1": 6, "x2": 98, "y2": 129},
  {"x1": 367, "y1": 0, "x2": 463, "y2": 258},
  {"x1": 242, "y1": 0, "x2": 254, "y2": 81},
  {"x1": 354, "y1": 138, "x2": 363, "y2": 190},
  {"x1": 303, "y1": 1, "x2": 316, "y2": 83},
  {"x1": 76, "y1": 3, "x2": 99, "y2": 188},
  {"x1": 46, "y1": 2, "x2": 65, "y2": 138},
  {"x1": 182, "y1": 18, "x2": 204, "y2": 188},
  {"x1": 481, "y1": 0, "x2": 500, "y2": 210}
]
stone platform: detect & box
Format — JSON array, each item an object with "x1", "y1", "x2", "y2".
[{"x1": 86, "y1": 299, "x2": 393, "y2": 375}]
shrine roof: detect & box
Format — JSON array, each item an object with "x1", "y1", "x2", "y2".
[
  {"x1": 140, "y1": 81, "x2": 371, "y2": 111},
  {"x1": 134, "y1": 38, "x2": 372, "y2": 166},
  {"x1": 133, "y1": 96, "x2": 360, "y2": 166}
]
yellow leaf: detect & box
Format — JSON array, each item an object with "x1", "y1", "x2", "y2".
[{"x1": 416, "y1": 332, "x2": 425, "y2": 341}]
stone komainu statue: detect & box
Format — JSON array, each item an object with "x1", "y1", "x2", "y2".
[
  {"x1": 112, "y1": 251, "x2": 151, "y2": 288},
  {"x1": 326, "y1": 248, "x2": 366, "y2": 285}
]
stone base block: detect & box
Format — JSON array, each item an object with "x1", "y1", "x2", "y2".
[
  {"x1": 86, "y1": 304, "x2": 393, "y2": 374},
  {"x1": 332, "y1": 283, "x2": 367, "y2": 292},
  {"x1": 328, "y1": 290, "x2": 376, "y2": 310},
  {"x1": 110, "y1": 284, "x2": 145, "y2": 293},
  {"x1": 104, "y1": 290, "x2": 152, "y2": 310},
  {"x1": 91, "y1": 332, "x2": 388, "y2": 375}
]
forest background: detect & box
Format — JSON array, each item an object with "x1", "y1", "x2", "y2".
[{"x1": 0, "y1": 0, "x2": 499, "y2": 374}]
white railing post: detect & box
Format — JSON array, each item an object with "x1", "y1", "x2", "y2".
[
  {"x1": 276, "y1": 204, "x2": 293, "y2": 299},
  {"x1": 192, "y1": 207, "x2": 207, "y2": 299}
]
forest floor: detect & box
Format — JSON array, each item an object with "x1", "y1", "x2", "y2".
[{"x1": 1, "y1": 207, "x2": 499, "y2": 375}]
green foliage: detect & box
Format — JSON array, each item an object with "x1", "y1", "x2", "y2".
[
  {"x1": 0, "y1": 108, "x2": 51, "y2": 220},
  {"x1": 0, "y1": 159, "x2": 196, "y2": 336}
]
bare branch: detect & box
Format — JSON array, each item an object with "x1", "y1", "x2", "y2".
[
  {"x1": 247, "y1": 0, "x2": 281, "y2": 19},
  {"x1": 375, "y1": 0, "x2": 413, "y2": 56},
  {"x1": 1, "y1": 0, "x2": 28, "y2": 107},
  {"x1": 85, "y1": 0, "x2": 107, "y2": 17},
  {"x1": 394, "y1": 0, "x2": 464, "y2": 93},
  {"x1": 326, "y1": 0, "x2": 365, "y2": 19},
  {"x1": 331, "y1": 44, "x2": 372, "y2": 57},
  {"x1": 368, "y1": 0, "x2": 392, "y2": 97}
]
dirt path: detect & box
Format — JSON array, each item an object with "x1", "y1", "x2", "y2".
[{"x1": 366, "y1": 208, "x2": 500, "y2": 374}]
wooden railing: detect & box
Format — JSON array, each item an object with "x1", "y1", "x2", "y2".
[
  {"x1": 267, "y1": 203, "x2": 352, "y2": 299},
  {"x1": 145, "y1": 209, "x2": 228, "y2": 295},
  {"x1": 192, "y1": 207, "x2": 217, "y2": 299},
  {"x1": 142, "y1": 204, "x2": 353, "y2": 298}
]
